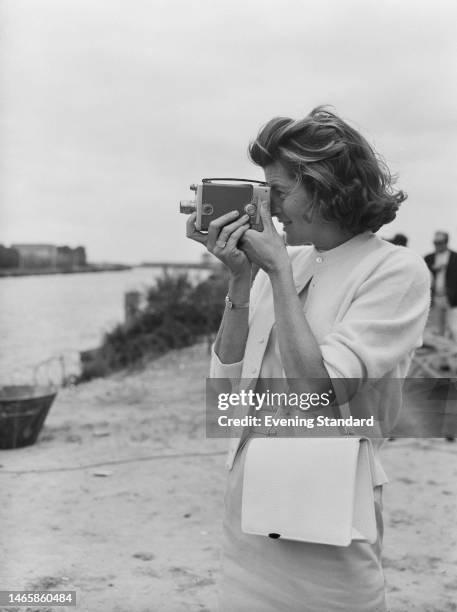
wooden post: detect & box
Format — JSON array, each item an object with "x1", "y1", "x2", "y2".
[{"x1": 125, "y1": 291, "x2": 141, "y2": 325}]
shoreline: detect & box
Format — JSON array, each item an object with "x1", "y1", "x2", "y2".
[
  {"x1": 0, "y1": 262, "x2": 218, "y2": 278},
  {"x1": 0, "y1": 264, "x2": 133, "y2": 278}
]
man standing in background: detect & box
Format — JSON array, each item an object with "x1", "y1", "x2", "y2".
[{"x1": 425, "y1": 231, "x2": 457, "y2": 342}]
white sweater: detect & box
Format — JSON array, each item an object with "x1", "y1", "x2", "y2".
[{"x1": 210, "y1": 231, "x2": 431, "y2": 481}]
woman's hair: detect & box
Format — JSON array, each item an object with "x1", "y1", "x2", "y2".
[{"x1": 248, "y1": 106, "x2": 406, "y2": 233}]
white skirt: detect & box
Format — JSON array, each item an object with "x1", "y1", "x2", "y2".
[{"x1": 218, "y1": 439, "x2": 388, "y2": 612}]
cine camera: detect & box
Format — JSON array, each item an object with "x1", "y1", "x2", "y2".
[{"x1": 179, "y1": 178, "x2": 270, "y2": 232}]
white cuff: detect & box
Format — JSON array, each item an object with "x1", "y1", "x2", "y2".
[{"x1": 209, "y1": 344, "x2": 244, "y2": 380}]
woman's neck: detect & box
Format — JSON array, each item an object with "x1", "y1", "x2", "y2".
[{"x1": 313, "y1": 225, "x2": 357, "y2": 252}]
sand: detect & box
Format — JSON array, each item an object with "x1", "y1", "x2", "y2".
[{"x1": 0, "y1": 343, "x2": 456, "y2": 612}]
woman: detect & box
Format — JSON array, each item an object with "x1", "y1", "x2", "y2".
[{"x1": 187, "y1": 107, "x2": 430, "y2": 611}]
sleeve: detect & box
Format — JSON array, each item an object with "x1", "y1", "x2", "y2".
[
  {"x1": 209, "y1": 345, "x2": 244, "y2": 380},
  {"x1": 207, "y1": 268, "x2": 267, "y2": 389},
  {"x1": 320, "y1": 251, "x2": 431, "y2": 383}
]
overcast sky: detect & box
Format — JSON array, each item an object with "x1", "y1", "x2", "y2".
[{"x1": 1, "y1": 0, "x2": 456, "y2": 263}]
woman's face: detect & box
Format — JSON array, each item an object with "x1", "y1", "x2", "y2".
[{"x1": 264, "y1": 161, "x2": 315, "y2": 246}]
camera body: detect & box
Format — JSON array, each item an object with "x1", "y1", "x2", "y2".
[{"x1": 180, "y1": 178, "x2": 270, "y2": 231}]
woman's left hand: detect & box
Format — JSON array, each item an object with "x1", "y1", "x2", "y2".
[{"x1": 240, "y1": 200, "x2": 291, "y2": 275}]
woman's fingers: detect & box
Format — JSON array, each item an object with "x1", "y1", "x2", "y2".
[
  {"x1": 186, "y1": 212, "x2": 207, "y2": 245},
  {"x1": 186, "y1": 209, "x2": 251, "y2": 254},
  {"x1": 222, "y1": 223, "x2": 250, "y2": 251},
  {"x1": 207, "y1": 210, "x2": 240, "y2": 248},
  {"x1": 239, "y1": 228, "x2": 254, "y2": 250},
  {"x1": 207, "y1": 213, "x2": 250, "y2": 251}
]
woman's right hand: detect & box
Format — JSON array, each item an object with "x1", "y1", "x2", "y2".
[{"x1": 186, "y1": 210, "x2": 251, "y2": 277}]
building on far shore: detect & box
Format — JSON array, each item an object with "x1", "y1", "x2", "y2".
[
  {"x1": 56, "y1": 245, "x2": 87, "y2": 268},
  {"x1": 12, "y1": 243, "x2": 58, "y2": 269},
  {"x1": 0, "y1": 244, "x2": 20, "y2": 268},
  {"x1": 8, "y1": 243, "x2": 87, "y2": 269}
]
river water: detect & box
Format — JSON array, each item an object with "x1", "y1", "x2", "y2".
[{"x1": 0, "y1": 267, "x2": 207, "y2": 385}]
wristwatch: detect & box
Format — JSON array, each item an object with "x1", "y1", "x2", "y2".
[{"x1": 225, "y1": 294, "x2": 250, "y2": 310}]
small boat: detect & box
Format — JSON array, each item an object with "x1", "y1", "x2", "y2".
[{"x1": 0, "y1": 385, "x2": 57, "y2": 449}]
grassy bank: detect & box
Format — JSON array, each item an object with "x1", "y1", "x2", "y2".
[{"x1": 78, "y1": 269, "x2": 229, "y2": 382}]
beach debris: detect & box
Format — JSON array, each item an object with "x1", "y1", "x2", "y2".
[
  {"x1": 66, "y1": 434, "x2": 82, "y2": 443},
  {"x1": 92, "y1": 471, "x2": 113, "y2": 477},
  {"x1": 132, "y1": 552, "x2": 155, "y2": 561}
]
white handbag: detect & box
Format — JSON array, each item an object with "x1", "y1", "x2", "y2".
[{"x1": 241, "y1": 436, "x2": 377, "y2": 547}]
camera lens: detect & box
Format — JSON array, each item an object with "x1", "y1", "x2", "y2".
[{"x1": 179, "y1": 201, "x2": 196, "y2": 214}]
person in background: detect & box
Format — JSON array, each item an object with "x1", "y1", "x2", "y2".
[
  {"x1": 424, "y1": 231, "x2": 457, "y2": 342},
  {"x1": 390, "y1": 233, "x2": 408, "y2": 246}
]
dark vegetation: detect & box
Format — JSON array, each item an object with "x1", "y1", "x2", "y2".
[{"x1": 78, "y1": 269, "x2": 229, "y2": 382}]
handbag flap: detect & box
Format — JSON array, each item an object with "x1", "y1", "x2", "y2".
[{"x1": 241, "y1": 437, "x2": 375, "y2": 547}]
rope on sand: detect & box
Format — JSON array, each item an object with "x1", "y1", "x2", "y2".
[{"x1": 0, "y1": 450, "x2": 226, "y2": 475}]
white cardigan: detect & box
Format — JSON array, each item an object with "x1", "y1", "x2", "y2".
[{"x1": 210, "y1": 231, "x2": 431, "y2": 482}]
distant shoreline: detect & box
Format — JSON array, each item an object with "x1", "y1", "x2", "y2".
[
  {"x1": 0, "y1": 264, "x2": 133, "y2": 278},
  {"x1": 0, "y1": 261, "x2": 219, "y2": 278}
]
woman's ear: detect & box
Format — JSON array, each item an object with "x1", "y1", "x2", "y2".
[
  {"x1": 296, "y1": 177, "x2": 316, "y2": 223},
  {"x1": 302, "y1": 209, "x2": 313, "y2": 223},
  {"x1": 301, "y1": 198, "x2": 316, "y2": 224}
]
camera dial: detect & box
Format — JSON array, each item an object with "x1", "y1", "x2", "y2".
[{"x1": 244, "y1": 203, "x2": 257, "y2": 215}]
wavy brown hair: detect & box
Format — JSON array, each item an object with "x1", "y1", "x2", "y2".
[{"x1": 248, "y1": 106, "x2": 406, "y2": 233}]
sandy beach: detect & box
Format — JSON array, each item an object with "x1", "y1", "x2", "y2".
[{"x1": 1, "y1": 343, "x2": 456, "y2": 612}]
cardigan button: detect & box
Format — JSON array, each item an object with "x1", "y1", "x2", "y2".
[{"x1": 316, "y1": 256, "x2": 323, "y2": 263}]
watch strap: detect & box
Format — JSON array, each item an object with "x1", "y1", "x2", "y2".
[{"x1": 225, "y1": 294, "x2": 250, "y2": 310}]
